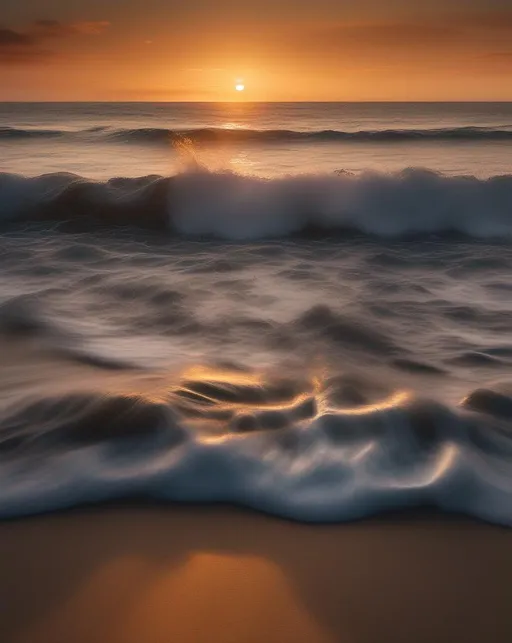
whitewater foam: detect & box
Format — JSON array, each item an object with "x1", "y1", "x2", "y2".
[
  {"x1": 0, "y1": 218, "x2": 509, "y2": 525},
  {"x1": 1, "y1": 168, "x2": 512, "y2": 239},
  {"x1": 0, "y1": 357, "x2": 511, "y2": 524}
]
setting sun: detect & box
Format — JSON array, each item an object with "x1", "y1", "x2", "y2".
[{"x1": 235, "y1": 83, "x2": 245, "y2": 92}]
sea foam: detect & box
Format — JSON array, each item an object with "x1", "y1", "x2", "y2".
[{"x1": 0, "y1": 168, "x2": 511, "y2": 239}]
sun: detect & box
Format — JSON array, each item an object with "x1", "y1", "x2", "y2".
[{"x1": 235, "y1": 83, "x2": 245, "y2": 92}]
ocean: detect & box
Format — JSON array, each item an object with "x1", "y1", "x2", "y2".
[{"x1": 0, "y1": 102, "x2": 511, "y2": 524}]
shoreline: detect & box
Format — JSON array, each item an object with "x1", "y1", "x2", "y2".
[{"x1": 1, "y1": 505, "x2": 512, "y2": 643}]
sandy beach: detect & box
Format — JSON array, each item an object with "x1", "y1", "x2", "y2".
[{"x1": 1, "y1": 507, "x2": 512, "y2": 643}]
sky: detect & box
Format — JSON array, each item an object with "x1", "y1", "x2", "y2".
[{"x1": 0, "y1": 0, "x2": 511, "y2": 101}]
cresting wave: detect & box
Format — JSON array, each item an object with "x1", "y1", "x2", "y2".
[
  {"x1": 1, "y1": 168, "x2": 512, "y2": 239},
  {"x1": 2, "y1": 125, "x2": 512, "y2": 144}
]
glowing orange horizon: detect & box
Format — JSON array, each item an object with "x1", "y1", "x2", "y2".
[{"x1": 0, "y1": 8, "x2": 511, "y2": 101}]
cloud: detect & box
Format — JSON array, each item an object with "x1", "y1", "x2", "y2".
[
  {"x1": 457, "y1": 10, "x2": 512, "y2": 30},
  {"x1": 0, "y1": 28, "x2": 35, "y2": 47},
  {"x1": 72, "y1": 21, "x2": 110, "y2": 35},
  {"x1": 32, "y1": 20, "x2": 110, "y2": 38},
  {"x1": 32, "y1": 19, "x2": 110, "y2": 37},
  {"x1": 286, "y1": 10, "x2": 512, "y2": 61},
  {"x1": 485, "y1": 52, "x2": 512, "y2": 59},
  {"x1": 479, "y1": 51, "x2": 512, "y2": 73},
  {"x1": 0, "y1": 27, "x2": 45, "y2": 63},
  {"x1": 317, "y1": 23, "x2": 459, "y2": 48},
  {"x1": 0, "y1": 20, "x2": 110, "y2": 64}
]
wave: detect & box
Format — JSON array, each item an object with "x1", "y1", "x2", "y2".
[
  {"x1": 0, "y1": 238, "x2": 511, "y2": 526},
  {"x1": 0, "y1": 338, "x2": 511, "y2": 523},
  {"x1": 106, "y1": 126, "x2": 512, "y2": 145},
  {"x1": 1, "y1": 168, "x2": 512, "y2": 240},
  {"x1": 2, "y1": 125, "x2": 512, "y2": 144},
  {"x1": 0, "y1": 126, "x2": 66, "y2": 140}
]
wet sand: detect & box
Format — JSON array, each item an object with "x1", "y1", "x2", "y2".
[{"x1": 1, "y1": 507, "x2": 512, "y2": 643}]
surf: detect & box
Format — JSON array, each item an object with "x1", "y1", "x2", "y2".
[
  {"x1": 1, "y1": 168, "x2": 511, "y2": 240},
  {"x1": 2, "y1": 125, "x2": 512, "y2": 144}
]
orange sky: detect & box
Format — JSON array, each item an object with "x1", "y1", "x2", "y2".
[{"x1": 0, "y1": 2, "x2": 511, "y2": 100}]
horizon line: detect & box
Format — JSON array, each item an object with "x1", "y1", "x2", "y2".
[{"x1": 1, "y1": 100, "x2": 511, "y2": 104}]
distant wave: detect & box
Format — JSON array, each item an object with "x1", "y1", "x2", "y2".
[
  {"x1": 1, "y1": 168, "x2": 512, "y2": 239},
  {"x1": 2, "y1": 125, "x2": 512, "y2": 144},
  {"x1": 107, "y1": 125, "x2": 512, "y2": 144},
  {"x1": 0, "y1": 127, "x2": 66, "y2": 140}
]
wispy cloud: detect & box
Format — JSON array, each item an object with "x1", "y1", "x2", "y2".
[
  {"x1": 0, "y1": 20, "x2": 110, "y2": 64},
  {"x1": 484, "y1": 51, "x2": 512, "y2": 59},
  {"x1": 457, "y1": 10, "x2": 512, "y2": 30},
  {"x1": 0, "y1": 28, "x2": 36, "y2": 47},
  {"x1": 293, "y1": 9, "x2": 512, "y2": 55},
  {"x1": 32, "y1": 20, "x2": 110, "y2": 37}
]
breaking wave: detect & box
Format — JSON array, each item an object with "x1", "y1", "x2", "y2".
[
  {"x1": 1, "y1": 168, "x2": 512, "y2": 240},
  {"x1": 2, "y1": 125, "x2": 512, "y2": 144},
  {"x1": 0, "y1": 210, "x2": 510, "y2": 526},
  {"x1": 0, "y1": 335, "x2": 511, "y2": 524}
]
